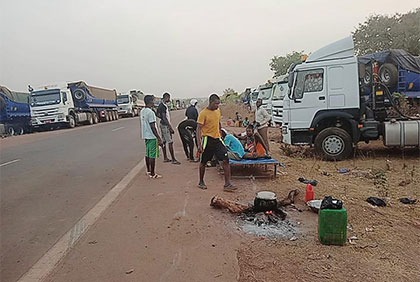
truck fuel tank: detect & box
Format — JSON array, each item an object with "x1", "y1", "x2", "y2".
[{"x1": 383, "y1": 120, "x2": 420, "y2": 147}]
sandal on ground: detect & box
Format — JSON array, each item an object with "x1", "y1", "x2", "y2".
[
  {"x1": 223, "y1": 183, "x2": 237, "y2": 192},
  {"x1": 171, "y1": 160, "x2": 181, "y2": 165},
  {"x1": 197, "y1": 183, "x2": 207, "y2": 190},
  {"x1": 150, "y1": 174, "x2": 162, "y2": 179},
  {"x1": 163, "y1": 159, "x2": 172, "y2": 163},
  {"x1": 146, "y1": 171, "x2": 151, "y2": 176}
]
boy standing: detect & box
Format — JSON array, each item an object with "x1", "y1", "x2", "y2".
[{"x1": 141, "y1": 95, "x2": 163, "y2": 178}]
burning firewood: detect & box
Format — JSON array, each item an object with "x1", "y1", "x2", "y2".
[{"x1": 210, "y1": 195, "x2": 251, "y2": 213}]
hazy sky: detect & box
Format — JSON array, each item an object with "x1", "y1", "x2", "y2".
[{"x1": 1, "y1": 0, "x2": 419, "y2": 98}]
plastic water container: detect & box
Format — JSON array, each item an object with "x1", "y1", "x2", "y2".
[
  {"x1": 318, "y1": 208, "x2": 347, "y2": 245},
  {"x1": 305, "y1": 184, "x2": 315, "y2": 202}
]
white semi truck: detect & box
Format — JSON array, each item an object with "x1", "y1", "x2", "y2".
[
  {"x1": 282, "y1": 36, "x2": 420, "y2": 160},
  {"x1": 30, "y1": 81, "x2": 118, "y2": 129},
  {"x1": 117, "y1": 91, "x2": 145, "y2": 118},
  {"x1": 257, "y1": 82, "x2": 274, "y2": 117},
  {"x1": 271, "y1": 75, "x2": 289, "y2": 126}
]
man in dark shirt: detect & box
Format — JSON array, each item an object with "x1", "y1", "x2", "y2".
[
  {"x1": 157, "y1": 92, "x2": 181, "y2": 164},
  {"x1": 177, "y1": 119, "x2": 198, "y2": 162},
  {"x1": 185, "y1": 99, "x2": 198, "y2": 121}
]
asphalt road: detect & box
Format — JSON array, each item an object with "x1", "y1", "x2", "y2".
[{"x1": 0, "y1": 111, "x2": 184, "y2": 282}]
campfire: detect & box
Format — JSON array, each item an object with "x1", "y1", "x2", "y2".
[{"x1": 211, "y1": 190, "x2": 300, "y2": 238}]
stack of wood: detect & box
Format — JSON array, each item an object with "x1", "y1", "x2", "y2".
[{"x1": 210, "y1": 196, "x2": 251, "y2": 213}]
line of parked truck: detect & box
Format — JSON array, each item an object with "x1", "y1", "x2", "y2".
[
  {"x1": 249, "y1": 36, "x2": 420, "y2": 160},
  {"x1": 0, "y1": 82, "x2": 146, "y2": 136}
]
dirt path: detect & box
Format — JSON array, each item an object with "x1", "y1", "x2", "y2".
[{"x1": 44, "y1": 121, "x2": 419, "y2": 282}]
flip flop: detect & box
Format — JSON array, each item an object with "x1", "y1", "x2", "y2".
[
  {"x1": 150, "y1": 174, "x2": 162, "y2": 179},
  {"x1": 163, "y1": 159, "x2": 172, "y2": 163},
  {"x1": 146, "y1": 171, "x2": 151, "y2": 176},
  {"x1": 171, "y1": 160, "x2": 181, "y2": 165},
  {"x1": 197, "y1": 183, "x2": 207, "y2": 190}
]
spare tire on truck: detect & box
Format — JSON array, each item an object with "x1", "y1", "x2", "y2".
[
  {"x1": 379, "y1": 63, "x2": 398, "y2": 87},
  {"x1": 362, "y1": 67, "x2": 372, "y2": 87},
  {"x1": 73, "y1": 89, "x2": 87, "y2": 101},
  {"x1": 314, "y1": 127, "x2": 353, "y2": 161}
]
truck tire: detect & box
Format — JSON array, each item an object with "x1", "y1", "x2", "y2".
[
  {"x1": 16, "y1": 127, "x2": 24, "y2": 135},
  {"x1": 6, "y1": 126, "x2": 15, "y2": 136},
  {"x1": 362, "y1": 67, "x2": 372, "y2": 87},
  {"x1": 68, "y1": 115, "x2": 76, "y2": 128},
  {"x1": 93, "y1": 113, "x2": 98, "y2": 124},
  {"x1": 314, "y1": 127, "x2": 353, "y2": 161},
  {"x1": 87, "y1": 113, "x2": 94, "y2": 125},
  {"x1": 115, "y1": 111, "x2": 119, "y2": 120},
  {"x1": 379, "y1": 63, "x2": 398, "y2": 87},
  {"x1": 73, "y1": 89, "x2": 86, "y2": 101}
]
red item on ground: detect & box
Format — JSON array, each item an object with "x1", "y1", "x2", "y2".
[{"x1": 305, "y1": 184, "x2": 315, "y2": 202}]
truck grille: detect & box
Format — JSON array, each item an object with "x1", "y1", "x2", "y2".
[{"x1": 31, "y1": 107, "x2": 60, "y2": 118}]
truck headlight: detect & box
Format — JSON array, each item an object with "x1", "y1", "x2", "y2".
[{"x1": 58, "y1": 114, "x2": 65, "y2": 119}]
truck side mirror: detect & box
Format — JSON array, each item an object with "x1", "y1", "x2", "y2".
[{"x1": 63, "y1": 92, "x2": 68, "y2": 104}]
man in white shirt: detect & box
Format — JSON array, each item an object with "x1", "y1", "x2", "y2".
[
  {"x1": 140, "y1": 95, "x2": 163, "y2": 178},
  {"x1": 255, "y1": 98, "x2": 271, "y2": 155}
]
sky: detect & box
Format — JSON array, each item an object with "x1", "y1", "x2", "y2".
[{"x1": 1, "y1": 0, "x2": 419, "y2": 98}]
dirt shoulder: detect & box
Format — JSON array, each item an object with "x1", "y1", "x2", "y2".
[{"x1": 45, "y1": 116, "x2": 419, "y2": 282}]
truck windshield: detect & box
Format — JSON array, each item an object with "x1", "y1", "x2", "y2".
[
  {"x1": 258, "y1": 87, "x2": 272, "y2": 100},
  {"x1": 272, "y1": 83, "x2": 288, "y2": 100},
  {"x1": 30, "y1": 90, "x2": 61, "y2": 106},
  {"x1": 117, "y1": 95, "x2": 130, "y2": 104}
]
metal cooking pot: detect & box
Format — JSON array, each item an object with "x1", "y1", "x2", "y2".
[{"x1": 254, "y1": 191, "x2": 278, "y2": 212}]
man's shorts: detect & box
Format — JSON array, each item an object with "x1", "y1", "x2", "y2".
[
  {"x1": 160, "y1": 124, "x2": 173, "y2": 144},
  {"x1": 201, "y1": 136, "x2": 228, "y2": 164},
  {"x1": 145, "y1": 139, "x2": 159, "y2": 158}
]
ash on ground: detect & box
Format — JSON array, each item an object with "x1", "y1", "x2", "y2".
[{"x1": 237, "y1": 214, "x2": 298, "y2": 239}]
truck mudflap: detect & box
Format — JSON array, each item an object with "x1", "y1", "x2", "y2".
[{"x1": 383, "y1": 120, "x2": 420, "y2": 147}]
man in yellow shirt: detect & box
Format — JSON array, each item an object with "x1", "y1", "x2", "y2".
[{"x1": 197, "y1": 94, "x2": 236, "y2": 191}]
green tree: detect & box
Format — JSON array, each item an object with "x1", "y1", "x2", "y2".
[
  {"x1": 221, "y1": 88, "x2": 239, "y2": 103},
  {"x1": 353, "y1": 8, "x2": 420, "y2": 56},
  {"x1": 269, "y1": 51, "x2": 305, "y2": 77}
]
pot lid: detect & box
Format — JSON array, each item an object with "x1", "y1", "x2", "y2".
[{"x1": 256, "y1": 191, "x2": 277, "y2": 200}]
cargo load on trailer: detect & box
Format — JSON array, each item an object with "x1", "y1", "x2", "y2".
[{"x1": 0, "y1": 85, "x2": 31, "y2": 136}]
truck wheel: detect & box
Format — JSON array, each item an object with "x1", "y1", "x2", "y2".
[
  {"x1": 314, "y1": 128, "x2": 353, "y2": 161},
  {"x1": 73, "y1": 89, "x2": 86, "y2": 101},
  {"x1": 16, "y1": 127, "x2": 24, "y2": 135},
  {"x1": 362, "y1": 68, "x2": 372, "y2": 87},
  {"x1": 93, "y1": 113, "x2": 98, "y2": 124},
  {"x1": 115, "y1": 111, "x2": 119, "y2": 120},
  {"x1": 379, "y1": 63, "x2": 398, "y2": 87},
  {"x1": 68, "y1": 115, "x2": 76, "y2": 128},
  {"x1": 87, "y1": 113, "x2": 94, "y2": 125},
  {"x1": 7, "y1": 126, "x2": 15, "y2": 136}
]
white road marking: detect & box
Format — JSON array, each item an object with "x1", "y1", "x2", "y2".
[
  {"x1": 17, "y1": 160, "x2": 146, "y2": 282},
  {"x1": 111, "y1": 126, "x2": 125, "y2": 132},
  {"x1": 0, "y1": 159, "x2": 20, "y2": 167}
]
